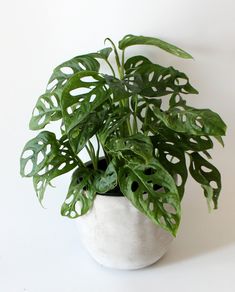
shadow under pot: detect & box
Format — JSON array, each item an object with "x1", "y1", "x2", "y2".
[{"x1": 76, "y1": 158, "x2": 174, "y2": 270}]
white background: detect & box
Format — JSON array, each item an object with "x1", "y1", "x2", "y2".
[{"x1": 0, "y1": 0, "x2": 235, "y2": 291}]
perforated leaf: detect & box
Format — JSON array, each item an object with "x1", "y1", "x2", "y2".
[
  {"x1": 189, "y1": 152, "x2": 222, "y2": 209},
  {"x1": 30, "y1": 50, "x2": 112, "y2": 131},
  {"x1": 61, "y1": 167, "x2": 96, "y2": 218},
  {"x1": 20, "y1": 132, "x2": 77, "y2": 203},
  {"x1": 118, "y1": 158, "x2": 180, "y2": 236},
  {"x1": 151, "y1": 137, "x2": 187, "y2": 199},
  {"x1": 61, "y1": 71, "x2": 110, "y2": 153},
  {"x1": 105, "y1": 133, "x2": 153, "y2": 163},
  {"x1": 119, "y1": 34, "x2": 193, "y2": 59},
  {"x1": 125, "y1": 63, "x2": 198, "y2": 97},
  {"x1": 153, "y1": 103, "x2": 227, "y2": 136}
]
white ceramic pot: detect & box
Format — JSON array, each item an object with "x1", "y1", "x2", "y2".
[{"x1": 77, "y1": 194, "x2": 174, "y2": 270}]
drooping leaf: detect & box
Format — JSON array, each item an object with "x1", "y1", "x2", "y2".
[
  {"x1": 60, "y1": 71, "x2": 110, "y2": 153},
  {"x1": 153, "y1": 103, "x2": 227, "y2": 136},
  {"x1": 118, "y1": 158, "x2": 180, "y2": 236},
  {"x1": 119, "y1": 34, "x2": 193, "y2": 59},
  {"x1": 29, "y1": 93, "x2": 61, "y2": 130},
  {"x1": 94, "y1": 160, "x2": 117, "y2": 193},
  {"x1": 61, "y1": 167, "x2": 96, "y2": 218},
  {"x1": 189, "y1": 152, "x2": 222, "y2": 209},
  {"x1": 90, "y1": 47, "x2": 113, "y2": 60},
  {"x1": 105, "y1": 133, "x2": 153, "y2": 163},
  {"x1": 151, "y1": 137, "x2": 187, "y2": 199},
  {"x1": 20, "y1": 132, "x2": 77, "y2": 203},
  {"x1": 20, "y1": 131, "x2": 60, "y2": 177}
]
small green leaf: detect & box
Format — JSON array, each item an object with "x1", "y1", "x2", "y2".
[
  {"x1": 119, "y1": 34, "x2": 193, "y2": 59},
  {"x1": 61, "y1": 167, "x2": 96, "y2": 218},
  {"x1": 94, "y1": 161, "x2": 117, "y2": 193},
  {"x1": 105, "y1": 133, "x2": 153, "y2": 163},
  {"x1": 189, "y1": 152, "x2": 222, "y2": 209},
  {"x1": 118, "y1": 158, "x2": 180, "y2": 236}
]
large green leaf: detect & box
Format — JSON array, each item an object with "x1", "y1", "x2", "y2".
[
  {"x1": 153, "y1": 103, "x2": 227, "y2": 136},
  {"x1": 125, "y1": 63, "x2": 198, "y2": 97},
  {"x1": 189, "y1": 152, "x2": 222, "y2": 209},
  {"x1": 61, "y1": 167, "x2": 96, "y2": 218},
  {"x1": 104, "y1": 74, "x2": 131, "y2": 101},
  {"x1": 118, "y1": 158, "x2": 180, "y2": 236},
  {"x1": 155, "y1": 126, "x2": 214, "y2": 152},
  {"x1": 61, "y1": 71, "x2": 110, "y2": 153},
  {"x1": 124, "y1": 55, "x2": 152, "y2": 74},
  {"x1": 30, "y1": 49, "x2": 112, "y2": 131},
  {"x1": 119, "y1": 34, "x2": 193, "y2": 59}
]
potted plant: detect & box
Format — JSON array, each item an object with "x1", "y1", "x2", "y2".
[{"x1": 20, "y1": 34, "x2": 226, "y2": 270}]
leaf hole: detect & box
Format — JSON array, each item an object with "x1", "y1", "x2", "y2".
[
  {"x1": 148, "y1": 71, "x2": 155, "y2": 82},
  {"x1": 37, "y1": 152, "x2": 44, "y2": 165},
  {"x1": 22, "y1": 150, "x2": 33, "y2": 159},
  {"x1": 131, "y1": 181, "x2": 139, "y2": 192},
  {"x1": 163, "y1": 203, "x2": 176, "y2": 214},
  {"x1": 176, "y1": 174, "x2": 182, "y2": 186},
  {"x1": 47, "y1": 79, "x2": 58, "y2": 91},
  {"x1": 58, "y1": 162, "x2": 66, "y2": 170},
  {"x1": 201, "y1": 165, "x2": 212, "y2": 173},
  {"x1": 70, "y1": 87, "x2": 91, "y2": 96},
  {"x1": 174, "y1": 77, "x2": 187, "y2": 86},
  {"x1": 24, "y1": 160, "x2": 34, "y2": 176},
  {"x1": 75, "y1": 201, "x2": 82, "y2": 215},
  {"x1": 210, "y1": 181, "x2": 218, "y2": 189},
  {"x1": 65, "y1": 195, "x2": 74, "y2": 204},
  {"x1": 78, "y1": 62, "x2": 86, "y2": 70},
  {"x1": 80, "y1": 76, "x2": 97, "y2": 83},
  {"x1": 60, "y1": 67, "x2": 74, "y2": 75},
  {"x1": 149, "y1": 202, "x2": 154, "y2": 211},
  {"x1": 143, "y1": 193, "x2": 148, "y2": 201},
  {"x1": 50, "y1": 95, "x2": 58, "y2": 107},
  {"x1": 166, "y1": 154, "x2": 180, "y2": 164}
]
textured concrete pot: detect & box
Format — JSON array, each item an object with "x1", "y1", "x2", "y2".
[{"x1": 77, "y1": 194, "x2": 174, "y2": 270}]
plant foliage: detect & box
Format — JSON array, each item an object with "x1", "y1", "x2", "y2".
[{"x1": 20, "y1": 34, "x2": 226, "y2": 236}]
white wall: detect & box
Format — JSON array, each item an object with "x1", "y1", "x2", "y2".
[{"x1": 0, "y1": 1, "x2": 235, "y2": 291}]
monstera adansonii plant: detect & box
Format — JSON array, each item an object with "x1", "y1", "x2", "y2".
[{"x1": 20, "y1": 34, "x2": 226, "y2": 236}]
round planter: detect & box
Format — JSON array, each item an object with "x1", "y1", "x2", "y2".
[{"x1": 77, "y1": 194, "x2": 174, "y2": 270}]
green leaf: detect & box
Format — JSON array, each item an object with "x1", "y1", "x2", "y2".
[
  {"x1": 105, "y1": 133, "x2": 153, "y2": 163},
  {"x1": 29, "y1": 93, "x2": 61, "y2": 130},
  {"x1": 60, "y1": 71, "x2": 110, "y2": 153},
  {"x1": 153, "y1": 104, "x2": 227, "y2": 136},
  {"x1": 124, "y1": 55, "x2": 152, "y2": 74},
  {"x1": 104, "y1": 74, "x2": 131, "y2": 101},
  {"x1": 151, "y1": 138, "x2": 187, "y2": 199},
  {"x1": 119, "y1": 34, "x2": 193, "y2": 59},
  {"x1": 61, "y1": 167, "x2": 96, "y2": 218},
  {"x1": 125, "y1": 63, "x2": 198, "y2": 97},
  {"x1": 156, "y1": 126, "x2": 214, "y2": 152},
  {"x1": 118, "y1": 158, "x2": 180, "y2": 236},
  {"x1": 94, "y1": 160, "x2": 117, "y2": 193},
  {"x1": 90, "y1": 47, "x2": 113, "y2": 60},
  {"x1": 189, "y1": 152, "x2": 222, "y2": 209},
  {"x1": 20, "y1": 132, "x2": 77, "y2": 203},
  {"x1": 30, "y1": 53, "x2": 102, "y2": 131},
  {"x1": 20, "y1": 131, "x2": 60, "y2": 177},
  {"x1": 98, "y1": 106, "x2": 130, "y2": 145}
]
